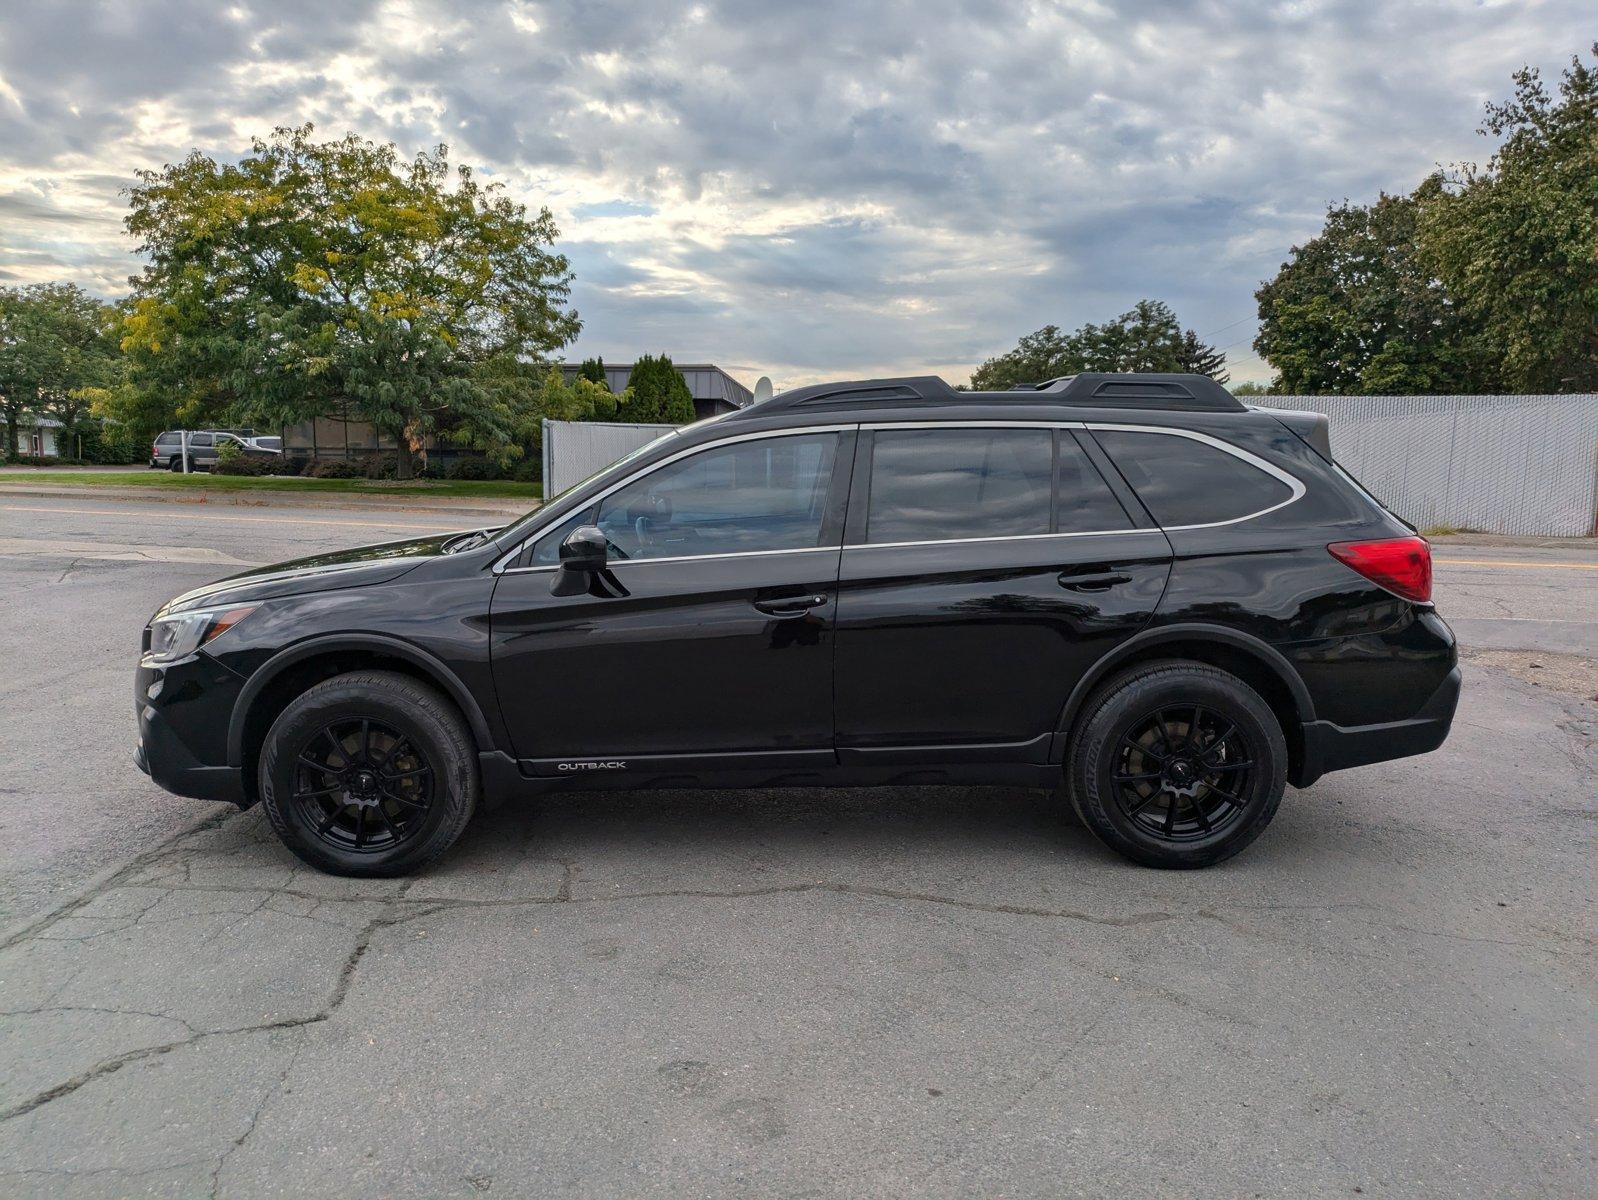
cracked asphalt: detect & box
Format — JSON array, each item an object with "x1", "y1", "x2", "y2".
[{"x1": 1, "y1": 497, "x2": 1595, "y2": 1197}]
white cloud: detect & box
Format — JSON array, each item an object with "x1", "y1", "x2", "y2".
[{"x1": 0, "y1": 0, "x2": 1586, "y2": 386}]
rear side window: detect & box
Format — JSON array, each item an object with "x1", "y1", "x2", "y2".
[
  {"x1": 1093, "y1": 429, "x2": 1294, "y2": 527},
  {"x1": 190, "y1": 433, "x2": 214, "y2": 447},
  {"x1": 155, "y1": 432, "x2": 180, "y2": 446},
  {"x1": 866, "y1": 429, "x2": 1051, "y2": 543},
  {"x1": 864, "y1": 428, "x2": 1129, "y2": 544}
]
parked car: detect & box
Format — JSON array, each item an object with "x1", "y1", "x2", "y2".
[
  {"x1": 149, "y1": 430, "x2": 280, "y2": 471},
  {"x1": 135, "y1": 373, "x2": 1458, "y2": 875}
]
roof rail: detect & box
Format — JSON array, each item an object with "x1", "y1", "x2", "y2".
[
  {"x1": 1021, "y1": 372, "x2": 1244, "y2": 412},
  {"x1": 735, "y1": 371, "x2": 1244, "y2": 416}
]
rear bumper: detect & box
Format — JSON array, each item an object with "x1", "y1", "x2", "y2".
[{"x1": 1292, "y1": 664, "x2": 1461, "y2": 786}]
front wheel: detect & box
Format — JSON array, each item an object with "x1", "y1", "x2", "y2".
[
  {"x1": 259, "y1": 671, "x2": 478, "y2": 876},
  {"x1": 1068, "y1": 662, "x2": 1287, "y2": 869}
]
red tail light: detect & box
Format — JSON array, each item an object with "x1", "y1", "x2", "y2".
[{"x1": 1328, "y1": 536, "x2": 1432, "y2": 603}]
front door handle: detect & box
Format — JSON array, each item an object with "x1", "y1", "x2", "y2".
[
  {"x1": 753, "y1": 594, "x2": 828, "y2": 617},
  {"x1": 1057, "y1": 571, "x2": 1131, "y2": 592}
]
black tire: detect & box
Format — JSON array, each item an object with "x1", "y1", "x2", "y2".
[
  {"x1": 1068, "y1": 661, "x2": 1287, "y2": 869},
  {"x1": 259, "y1": 670, "x2": 478, "y2": 876},
  {"x1": 167, "y1": 456, "x2": 183, "y2": 471}
]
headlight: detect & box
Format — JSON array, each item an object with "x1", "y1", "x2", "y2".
[{"x1": 144, "y1": 604, "x2": 259, "y2": 663}]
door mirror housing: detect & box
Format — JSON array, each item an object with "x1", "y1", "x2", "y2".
[
  {"x1": 550, "y1": 525, "x2": 611, "y2": 596},
  {"x1": 559, "y1": 525, "x2": 608, "y2": 572}
]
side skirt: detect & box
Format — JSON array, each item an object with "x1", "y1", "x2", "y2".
[{"x1": 478, "y1": 751, "x2": 1058, "y2": 799}]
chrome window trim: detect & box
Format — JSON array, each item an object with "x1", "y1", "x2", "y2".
[
  {"x1": 492, "y1": 424, "x2": 855, "y2": 574},
  {"x1": 492, "y1": 418, "x2": 1308, "y2": 573},
  {"x1": 845, "y1": 528, "x2": 1162, "y2": 552}
]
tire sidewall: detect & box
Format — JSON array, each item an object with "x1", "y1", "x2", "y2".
[
  {"x1": 1073, "y1": 667, "x2": 1287, "y2": 868},
  {"x1": 260, "y1": 675, "x2": 475, "y2": 876}
]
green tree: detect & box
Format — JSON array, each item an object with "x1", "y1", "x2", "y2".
[
  {"x1": 1254, "y1": 189, "x2": 1493, "y2": 395},
  {"x1": 1420, "y1": 45, "x2": 1598, "y2": 392},
  {"x1": 0, "y1": 283, "x2": 121, "y2": 459},
  {"x1": 1228, "y1": 381, "x2": 1271, "y2": 397},
  {"x1": 577, "y1": 357, "x2": 609, "y2": 388},
  {"x1": 970, "y1": 300, "x2": 1226, "y2": 389},
  {"x1": 622, "y1": 354, "x2": 696, "y2": 423},
  {"x1": 122, "y1": 124, "x2": 581, "y2": 477}
]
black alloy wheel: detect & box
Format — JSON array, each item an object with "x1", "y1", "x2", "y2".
[
  {"x1": 1111, "y1": 704, "x2": 1255, "y2": 842},
  {"x1": 291, "y1": 717, "x2": 435, "y2": 852},
  {"x1": 259, "y1": 670, "x2": 478, "y2": 876},
  {"x1": 1069, "y1": 661, "x2": 1287, "y2": 869}
]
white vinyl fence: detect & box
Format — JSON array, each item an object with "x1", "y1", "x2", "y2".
[
  {"x1": 544, "y1": 395, "x2": 1598, "y2": 538},
  {"x1": 542, "y1": 418, "x2": 676, "y2": 498},
  {"x1": 1249, "y1": 393, "x2": 1597, "y2": 537}
]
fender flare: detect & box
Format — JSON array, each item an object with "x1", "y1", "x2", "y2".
[
  {"x1": 226, "y1": 633, "x2": 497, "y2": 767},
  {"x1": 1049, "y1": 623, "x2": 1316, "y2": 762}
]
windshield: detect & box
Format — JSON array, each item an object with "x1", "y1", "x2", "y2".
[{"x1": 492, "y1": 429, "x2": 683, "y2": 547}]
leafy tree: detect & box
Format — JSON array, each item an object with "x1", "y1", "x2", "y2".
[
  {"x1": 577, "y1": 357, "x2": 610, "y2": 388},
  {"x1": 1228, "y1": 381, "x2": 1271, "y2": 397},
  {"x1": 970, "y1": 300, "x2": 1226, "y2": 389},
  {"x1": 122, "y1": 124, "x2": 581, "y2": 477},
  {"x1": 449, "y1": 361, "x2": 628, "y2": 469},
  {"x1": 1420, "y1": 45, "x2": 1598, "y2": 392},
  {"x1": 0, "y1": 283, "x2": 121, "y2": 459},
  {"x1": 622, "y1": 354, "x2": 696, "y2": 423},
  {"x1": 1176, "y1": 329, "x2": 1229, "y2": 382},
  {"x1": 968, "y1": 325, "x2": 1084, "y2": 390},
  {"x1": 1254, "y1": 190, "x2": 1494, "y2": 395}
]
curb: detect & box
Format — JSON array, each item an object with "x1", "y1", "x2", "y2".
[{"x1": 0, "y1": 483, "x2": 535, "y2": 520}]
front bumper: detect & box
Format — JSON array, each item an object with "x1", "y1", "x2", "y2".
[
  {"x1": 135, "y1": 654, "x2": 248, "y2": 805},
  {"x1": 1293, "y1": 663, "x2": 1462, "y2": 787}
]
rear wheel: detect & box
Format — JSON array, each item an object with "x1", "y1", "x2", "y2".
[
  {"x1": 259, "y1": 671, "x2": 478, "y2": 876},
  {"x1": 1068, "y1": 662, "x2": 1286, "y2": 868}
]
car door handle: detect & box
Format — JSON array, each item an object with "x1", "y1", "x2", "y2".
[
  {"x1": 1057, "y1": 571, "x2": 1131, "y2": 592},
  {"x1": 753, "y1": 594, "x2": 828, "y2": 616}
]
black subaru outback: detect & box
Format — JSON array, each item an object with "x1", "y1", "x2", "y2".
[{"x1": 136, "y1": 373, "x2": 1459, "y2": 874}]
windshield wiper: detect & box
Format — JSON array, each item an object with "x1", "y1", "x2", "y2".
[{"x1": 443, "y1": 529, "x2": 493, "y2": 554}]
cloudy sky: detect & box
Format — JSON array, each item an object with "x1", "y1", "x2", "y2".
[{"x1": 0, "y1": 1, "x2": 1586, "y2": 387}]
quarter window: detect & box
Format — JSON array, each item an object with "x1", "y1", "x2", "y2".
[
  {"x1": 1093, "y1": 430, "x2": 1294, "y2": 526},
  {"x1": 532, "y1": 433, "x2": 839, "y2": 563}
]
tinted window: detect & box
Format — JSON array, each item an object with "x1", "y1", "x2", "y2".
[
  {"x1": 866, "y1": 429, "x2": 1052, "y2": 543},
  {"x1": 190, "y1": 433, "x2": 213, "y2": 447},
  {"x1": 1094, "y1": 430, "x2": 1293, "y2": 526},
  {"x1": 533, "y1": 433, "x2": 838, "y2": 563},
  {"x1": 1056, "y1": 434, "x2": 1132, "y2": 533},
  {"x1": 156, "y1": 433, "x2": 180, "y2": 446}
]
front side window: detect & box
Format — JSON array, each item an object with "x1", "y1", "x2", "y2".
[
  {"x1": 865, "y1": 428, "x2": 1053, "y2": 544},
  {"x1": 1093, "y1": 429, "x2": 1295, "y2": 526},
  {"x1": 532, "y1": 432, "x2": 839, "y2": 563}
]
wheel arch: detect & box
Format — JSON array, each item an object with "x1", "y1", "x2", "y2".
[
  {"x1": 1050, "y1": 624, "x2": 1315, "y2": 776},
  {"x1": 227, "y1": 634, "x2": 496, "y2": 803}
]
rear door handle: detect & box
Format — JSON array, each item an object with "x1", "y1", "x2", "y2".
[
  {"x1": 1057, "y1": 571, "x2": 1131, "y2": 592},
  {"x1": 753, "y1": 594, "x2": 828, "y2": 617}
]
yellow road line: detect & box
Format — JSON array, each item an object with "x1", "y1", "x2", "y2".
[
  {"x1": 0, "y1": 503, "x2": 460, "y2": 532},
  {"x1": 1434, "y1": 558, "x2": 1598, "y2": 571}
]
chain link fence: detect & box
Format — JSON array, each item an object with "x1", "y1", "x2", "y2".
[{"x1": 1248, "y1": 393, "x2": 1598, "y2": 537}]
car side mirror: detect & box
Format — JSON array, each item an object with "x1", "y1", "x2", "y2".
[{"x1": 550, "y1": 526, "x2": 614, "y2": 597}]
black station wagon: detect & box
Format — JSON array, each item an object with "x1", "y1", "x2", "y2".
[{"x1": 136, "y1": 373, "x2": 1459, "y2": 874}]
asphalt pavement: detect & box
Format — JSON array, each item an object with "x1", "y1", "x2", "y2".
[{"x1": 0, "y1": 495, "x2": 1593, "y2": 1197}]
